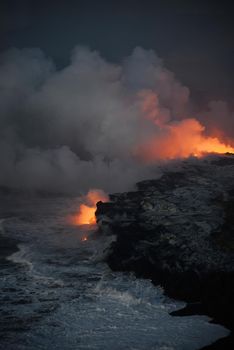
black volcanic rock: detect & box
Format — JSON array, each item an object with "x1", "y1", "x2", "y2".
[{"x1": 96, "y1": 154, "x2": 234, "y2": 345}]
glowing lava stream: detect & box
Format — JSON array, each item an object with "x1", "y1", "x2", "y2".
[
  {"x1": 137, "y1": 118, "x2": 234, "y2": 161},
  {"x1": 71, "y1": 189, "x2": 108, "y2": 226}
]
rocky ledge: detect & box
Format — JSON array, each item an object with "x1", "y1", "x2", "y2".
[{"x1": 96, "y1": 154, "x2": 234, "y2": 349}]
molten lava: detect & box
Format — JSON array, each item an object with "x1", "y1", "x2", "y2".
[
  {"x1": 136, "y1": 90, "x2": 234, "y2": 161},
  {"x1": 71, "y1": 189, "x2": 108, "y2": 225},
  {"x1": 137, "y1": 118, "x2": 234, "y2": 161}
]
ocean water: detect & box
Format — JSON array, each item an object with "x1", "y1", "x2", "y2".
[{"x1": 0, "y1": 196, "x2": 229, "y2": 350}]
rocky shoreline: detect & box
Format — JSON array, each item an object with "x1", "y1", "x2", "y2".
[{"x1": 96, "y1": 155, "x2": 234, "y2": 349}]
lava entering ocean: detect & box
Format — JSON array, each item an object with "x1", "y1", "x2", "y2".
[
  {"x1": 70, "y1": 189, "x2": 108, "y2": 225},
  {"x1": 69, "y1": 119, "x2": 234, "y2": 226}
]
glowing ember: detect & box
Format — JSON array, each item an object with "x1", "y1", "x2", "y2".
[
  {"x1": 71, "y1": 189, "x2": 108, "y2": 225},
  {"x1": 81, "y1": 236, "x2": 88, "y2": 241}
]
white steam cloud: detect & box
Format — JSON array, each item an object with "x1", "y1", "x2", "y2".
[{"x1": 0, "y1": 46, "x2": 233, "y2": 194}]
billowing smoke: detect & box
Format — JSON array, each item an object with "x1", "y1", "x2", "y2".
[{"x1": 0, "y1": 46, "x2": 233, "y2": 194}]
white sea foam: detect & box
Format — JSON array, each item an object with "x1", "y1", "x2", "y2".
[
  {"x1": 7, "y1": 243, "x2": 34, "y2": 271},
  {"x1": 6, "y1": 243, "x2": 65, "y2": 288}
]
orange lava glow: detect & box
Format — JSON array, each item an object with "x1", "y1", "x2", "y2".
[
  {"x1": 74, "y1": 204, "x2": 97, "y2": 225},
  {"x1": 137, "y1": 118, "x2": 234, "y2": 161},
  {"x1": 71, "y1": 189, "x2": 108, "y2": 226},
  {"x1": 136, "y1": 90, "x2": 234, "y2": 161}
]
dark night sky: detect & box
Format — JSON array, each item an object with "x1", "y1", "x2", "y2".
[
  {"x1": 0, "y1": 0, "x2": 234, "y2": 104},
  {"x1": 0, "y1": 0, "x2": 234, "y2": 193}
]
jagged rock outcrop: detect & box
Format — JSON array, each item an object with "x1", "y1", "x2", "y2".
[{"x1": 96, "y1": 154, "x2": 234, "y2": 342}]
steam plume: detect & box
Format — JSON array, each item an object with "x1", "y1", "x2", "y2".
[{"x1": 0, "y1": 46, "x2": 233, "y2": 194}]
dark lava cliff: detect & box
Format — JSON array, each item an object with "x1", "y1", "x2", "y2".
[{"x1": 96, "y1": 154, "x2": 234, "y2": 348}]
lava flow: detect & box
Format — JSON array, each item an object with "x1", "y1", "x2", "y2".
[
  {"x1": 137, "y1": 118, "x2": 234, "y2": 161},
  {"x1": 70, "y1": 189, "x2": 108, "y2": 225}
]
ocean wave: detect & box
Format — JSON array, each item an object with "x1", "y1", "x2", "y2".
[{"x1": 7, "y1": 243, "x2": 34, "y2": 271}]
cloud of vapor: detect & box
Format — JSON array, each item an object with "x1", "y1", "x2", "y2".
[
  {"x1": 196, "y1": 100, "x2": 234, "y2": 146},
  {"x1": 0, "y1": 46, "x2": 233, "y2": 194}
]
